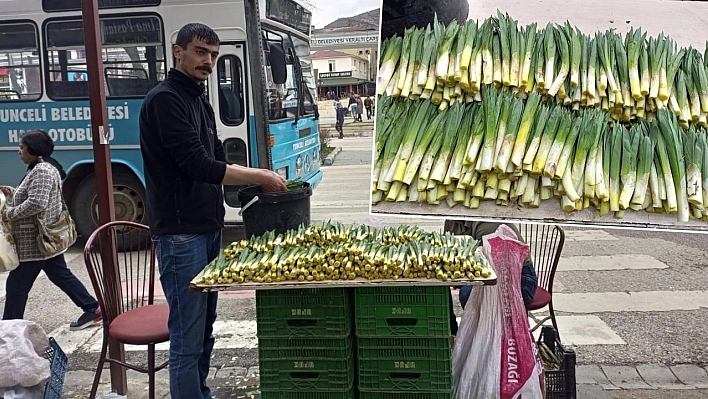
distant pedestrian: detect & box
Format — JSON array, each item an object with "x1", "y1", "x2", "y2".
[
  {"x1": 364, "y1": 96, "x2": 373, "y2": 120},
  {"x1": 356, "y1": 95, "x2": 363, "y2": 122},
  {"x1": 348, "y1": 93, "x2": 358, "y2": 122},
  {"x1": 335, "y1": 103, "x2": 346, "y2": 139}
]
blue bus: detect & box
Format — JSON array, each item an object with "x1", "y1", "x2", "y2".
[{"x1": 0, "y1": 0, "x2": 323, "y2": 240}]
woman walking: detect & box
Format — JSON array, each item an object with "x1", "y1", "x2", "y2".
[
  {"x1": 0, "y1": 130, "x2": 101, "y2": 330},
  {"x1": 356, "y1": 95, "x2": 364, "y2": 122}
]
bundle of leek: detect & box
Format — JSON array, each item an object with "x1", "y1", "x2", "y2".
[
  {"x1": 377, "y1": 12, "x2": 708, "y2": 127},
  {"x1": 372, "y1": 97, "x2": 708, "y2": 223}
]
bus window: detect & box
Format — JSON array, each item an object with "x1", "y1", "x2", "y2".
[
  {"x1": 290, "y1": 34, "x2": 316, "y2": 115},
  {"x1": 217, "y1": 55, "x2": 245, "y2": 126},
  {"x1": 0, "y1": 22, "x2": 42, "y2": 102},
  {"x1": 42, "y1": 0, "x2": 161, "y2": 13},
  {"x1": 44, "y1": 15, "x2": 165, "y2": 100},
  {"x1": 222, "y1": 138, "x2": 248, "y2": 207}
]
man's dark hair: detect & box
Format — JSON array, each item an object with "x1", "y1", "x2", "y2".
[
  {"x1": 20, "y1": 130, "x2": 54, "y2": 157},
  {"x1": 175, "y1": 23, "x2": 220, "y2": 49}
]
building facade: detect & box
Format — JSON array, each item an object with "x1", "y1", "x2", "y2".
[
  {"x1": 312, "y1": 49, "x2": 374, "y2": 100},
  {"x1": 310, "y1": 9, "x2": 379, "y2": 101}
]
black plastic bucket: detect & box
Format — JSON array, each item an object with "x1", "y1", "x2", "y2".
[{"x1": 237, "y1": 182, "x2": 313, "y2": 238}]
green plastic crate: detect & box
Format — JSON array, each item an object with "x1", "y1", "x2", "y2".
[
  {"x1": 256, "y1": 288, "x2": 353, "y2": 337},
  {"x1": 260, "y1": 389, "x2": 355, "y2": 399},
  {"x1": 357, "y1": 391, "x2": 452, "y2": 399},
  {"x1": 354, "y1": 286, "x2": 450, "y2": 337},
  {"x1": 259, "y1": 335, "x2": 353, "y2": 361},
  {"x1": 357, "y1": 337, "x2": 452, "y2": 391},
  {"x1": 260, "y1": 353, "x2": 355, "y2": 390}
]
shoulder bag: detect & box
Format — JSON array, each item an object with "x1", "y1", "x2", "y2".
[{"x1": 36, "y1": 179, "x2": 77, "y2": 257}]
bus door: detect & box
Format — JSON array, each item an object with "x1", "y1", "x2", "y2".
[{"x1": 208, "y1": 42, "x2": 252, "y2": 218}]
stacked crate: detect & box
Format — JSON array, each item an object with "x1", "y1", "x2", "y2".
[
  {"x1": 256, "y1": 287, "x2": 356, "y2": 399},
  {"x1": 354, "y1": 286, "x2": 454, "y2": 399}
]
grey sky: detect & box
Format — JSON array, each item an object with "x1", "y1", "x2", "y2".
[{"x1": 303, "y1": 0, "x2": 381, "y2": 28}]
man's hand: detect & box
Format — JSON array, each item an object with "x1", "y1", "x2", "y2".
[
  {"x1": 258, "y1": 169, "x2": 287, "y2": 193},
  {"x1": 222, "y1": 164, "x2": 287, "y2": 191}
]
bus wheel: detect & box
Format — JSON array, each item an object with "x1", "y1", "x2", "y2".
[{"x1": 71, "y1": 171, "x2": 148, "y2": 252}]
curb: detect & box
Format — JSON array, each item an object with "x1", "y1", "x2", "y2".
[
  {"x1": 59, "y1": 363, "x2": 708, "y2": 398},
  {"x1": 326, "y1": 131, "x2": 373, "y2": 139},
  {"x1": 323, "y1": 147, "x2": 342, "y2": 166}
]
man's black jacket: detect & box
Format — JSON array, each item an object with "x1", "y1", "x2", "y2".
[{"x1": 139, "y1": 68, "x2": 228, "y2": 235}]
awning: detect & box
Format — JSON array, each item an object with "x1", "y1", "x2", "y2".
[{"x1": 318, "y1": 77, "x2": 371, "y2": 86}]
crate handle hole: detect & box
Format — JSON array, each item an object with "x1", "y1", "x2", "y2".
[
  {"x1": 385, "y1": 317, "x2": 419, "y2": 327},
  {"x1": 286, "y1": 319, "x2": 317, "y2": 327},
  {"x1": 289, "y1": 372, "x2": 320, "y2": 380},
  {"x1": 388, "y1": 372, "x2": 421, "y2": 380}
]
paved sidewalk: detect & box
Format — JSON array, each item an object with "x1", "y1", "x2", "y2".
[{"x1": 60, "y1": 363, "x2": 708, "y2": 399}]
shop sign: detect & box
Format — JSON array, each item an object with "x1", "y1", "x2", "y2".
[{"x1": 319, "y1": 71, "x2": 352, "y2": 78}]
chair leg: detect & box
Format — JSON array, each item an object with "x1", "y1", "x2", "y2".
[
  {"x1": 90, "y1": 334, "x2": 109, "y2": 399},
  {"x1": 148, "y1": 343, "x2": 156, "y2": 399},
  {"x1": 549, "y1": 301, "x2": 560, "y2": 342}
]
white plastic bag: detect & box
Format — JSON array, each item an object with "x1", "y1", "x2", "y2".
[
  {"x1": 452, "y1": 225, "x2": 545, "y2": 399},
  {"x1": 0, "y1": 385, "x2": 45, "y2": 399},
  {"x1": 0, "y1": 320, "x2": 51, "y2": 389},
  {"x1": 0, "y1": 192, "x2": 19, "y2": 273}
]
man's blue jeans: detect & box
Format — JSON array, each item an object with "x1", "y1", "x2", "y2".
[{"x1": 153, "y1": 230, "x2": 222, "y2": 399}]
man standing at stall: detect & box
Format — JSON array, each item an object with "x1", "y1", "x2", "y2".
[{"x1": 139, "y1": 23, "x2": 286, "y2": 398}]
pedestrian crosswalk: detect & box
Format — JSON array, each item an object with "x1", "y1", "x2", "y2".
[
  {"x1": 38, "y1": 226, "x2": 700, "y2": 357},
  {"x1": 0, "y1": 224, "x2": 698, "y2": 364}
]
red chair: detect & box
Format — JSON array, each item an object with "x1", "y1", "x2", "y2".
[
  {"x1": 83, "y1": 221, "x2": 169, "y2": 399},
  {"x1": 518, "y1": 224, "x2": 565, "y2": 340}
]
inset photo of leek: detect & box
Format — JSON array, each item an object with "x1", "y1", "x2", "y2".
[{"x1": 371, "y1": 0, "x2": 708, "y2": 231}]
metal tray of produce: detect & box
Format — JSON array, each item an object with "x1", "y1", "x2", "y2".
[{"x1": 189, "y1": 270, "x2": 497, "y2": 292}]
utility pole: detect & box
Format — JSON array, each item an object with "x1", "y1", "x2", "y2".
[{"x1": 81, "y1": 0, "x2": 127, "y2": 394}]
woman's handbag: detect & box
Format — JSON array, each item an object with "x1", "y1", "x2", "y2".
[
  {"x1": 0, "y1": 191, "x2": 20, "y2": 272},
  {"x1": 35, "y1": 181, "x2": 77, "y2": 257}
]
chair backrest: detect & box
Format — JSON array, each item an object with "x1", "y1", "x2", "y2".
[
  {"x1": 83, "y1": 221, "x2": 157, "y2": 325},
  {"x1": 517, "y1": 224, "x2": 565, "y2": 295}
]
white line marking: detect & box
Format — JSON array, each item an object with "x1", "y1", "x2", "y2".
[
  {"x1": 83, "y1": 320, "x2": 258, "y2": 353},
  {"x1": 558, "y1": 254, "x2": 668, "y2": 271},
  {"x1": 554, "y1": 291, "x2": 708, "y2": 313}
]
